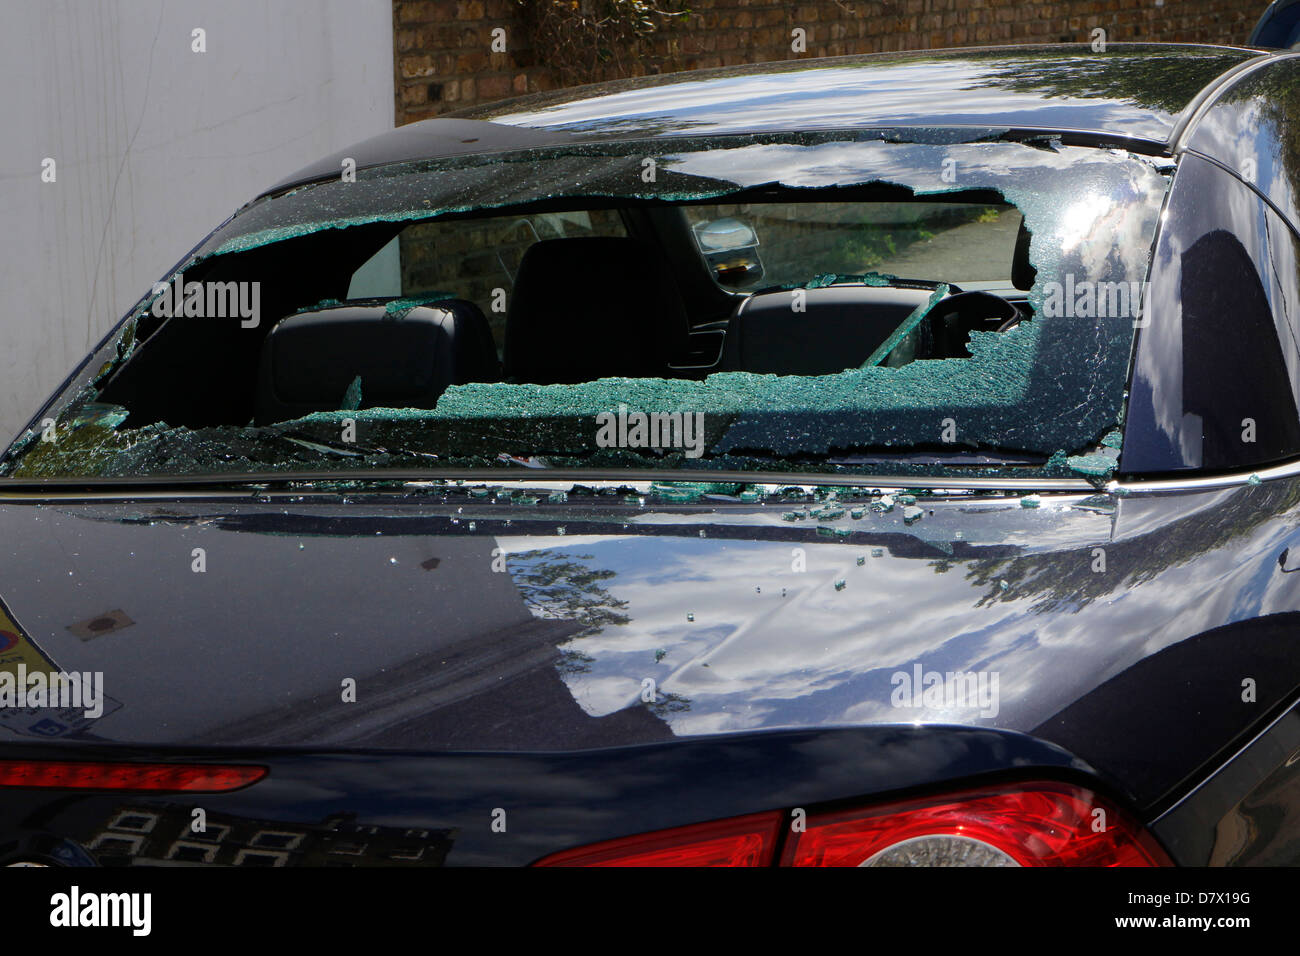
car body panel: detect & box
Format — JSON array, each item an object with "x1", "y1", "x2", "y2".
[
  {"x1": 455, "y1": 45, "x2": 1260, "y2": 147},
  {"x1": 260, "y1": 45, "x2": 1263, "y2": 200},
  {"x1": 1152, "y1": 694, "x2": 1300, "y2": 866},
  {"x1": 1180, "y1": 55, "x2": 1300, "y2": 233},
  {"x1": 0, "y1": 726, "x2": 1090, "y2": 867},
  {"x1": 2, "y1": 474, "x2": 1300, "y2": 821},
  {"x1": 1251, "y1": 0, "x2": 1300, "y2": 50}
]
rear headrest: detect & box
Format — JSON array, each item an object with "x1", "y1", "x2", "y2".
[
  {"x1": 503, "y1": 236, "x2": 689, "y2": 384},
  {"x1": 721, "y1": 285, "x2": 940, "y2": 375},
  {"x1": 255, "y1": 299, "x2": 498, "y2": 425}
]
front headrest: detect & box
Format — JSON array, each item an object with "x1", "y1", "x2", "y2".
[
  {"x1": 255, "y1": 300, "x2": 498, "y2": 425},
  {"x1": 503, "y1": 236, "x2": 689, "y2": 384}
]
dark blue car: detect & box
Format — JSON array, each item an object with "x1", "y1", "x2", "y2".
[{"x1": 3, "y1": 42, "x2": 1300, "y2": 867}]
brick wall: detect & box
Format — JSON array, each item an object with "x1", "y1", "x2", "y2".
[{"x1": 394, "y1": 0, "x2": 1267, "y2": 125}]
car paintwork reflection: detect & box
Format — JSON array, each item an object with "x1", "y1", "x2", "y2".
[{"x1": 2, "y1": 476, "x2": 1300, "y2": 809}]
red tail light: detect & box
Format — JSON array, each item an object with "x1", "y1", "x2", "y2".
[
  {"x1": 0, "y1": 760, "x2": 266, "y2": 792},
  {"x1": 784, "y1": 782, "x2": 1170, "y2": 866},
  {"x1": 535, "y1": 782, "x2": 1171, "y2": 867}
]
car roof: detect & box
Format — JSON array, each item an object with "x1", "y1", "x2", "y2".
[{"x1": 263, "y1": 43, "x2": 1267, "y2": 197}]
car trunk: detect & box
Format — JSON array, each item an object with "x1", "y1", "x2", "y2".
[{"x1": 2, "y1": 478, "x2": 1299, "y2": 864}]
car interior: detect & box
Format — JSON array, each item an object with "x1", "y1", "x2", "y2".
[{"x1": 94, "y1": 187, "x2": 1036, "y2": 431}]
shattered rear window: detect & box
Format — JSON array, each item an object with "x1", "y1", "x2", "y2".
[{"x1": 0, "y1": 132, "x2": 1170, "y2": 482}]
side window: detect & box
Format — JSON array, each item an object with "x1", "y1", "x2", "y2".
[
  {"x1": 346, "y1": 210, "x2": 627, "y2": 348},
  {"x1": 1124, "y1": 154, "x2": 1300, "y2": 472}
]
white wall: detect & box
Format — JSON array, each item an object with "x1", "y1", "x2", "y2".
[{"x1": 0, "y1": 0, "x2": 394, "y2": 445}]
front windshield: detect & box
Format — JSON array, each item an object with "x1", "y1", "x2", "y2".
[
  {"x1": 0, "y1": 132, "x2": 1170, "y2": 483},
  {"x1": 684, "y1": 200, "x2": 1022, "y2": 292}
]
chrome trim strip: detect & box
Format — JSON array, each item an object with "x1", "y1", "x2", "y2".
[
  {"x1": 0, "y1": 471, "x2": 1097, "y2": 502},
  {"x1": 1110, "y1": 458, "x2": 1300, "y2": 494},
  {"x1": 10, "y1": 465, "x2": 1286, "y2": 501}
]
